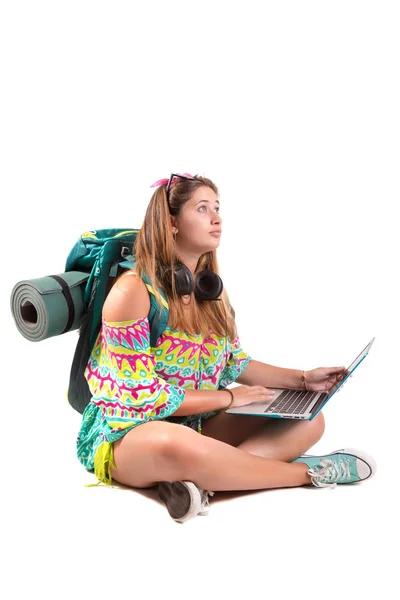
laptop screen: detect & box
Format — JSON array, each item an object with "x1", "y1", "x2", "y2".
[{"x1": 328, "y1": 338, "x2": 375, "y2": 397}]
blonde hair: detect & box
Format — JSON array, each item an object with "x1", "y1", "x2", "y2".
[{"x1": 132, "y1": 174, "x2": 237, "y2": 340}]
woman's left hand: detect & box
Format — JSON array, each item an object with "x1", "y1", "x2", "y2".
[{"x1": 304, "y1": 366, "x2": 348, "y2": 392}]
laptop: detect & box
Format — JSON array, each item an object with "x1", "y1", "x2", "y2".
[{"x1": 226, "y1": 338, "x2": 375, "y2": 421}]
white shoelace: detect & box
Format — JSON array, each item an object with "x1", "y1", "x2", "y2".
[
  {"x1": 198, "y1": 489, "x2": 215, "y2": 515},
  {"x1": 308, "y1": 458, "x2": 351, "y2": 488}
]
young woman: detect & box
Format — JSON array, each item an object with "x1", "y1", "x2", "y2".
[{"x1": 76, "y1": 173, "x2": 376, "y2": 523}]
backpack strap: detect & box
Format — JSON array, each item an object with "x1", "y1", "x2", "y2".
[
  {"x1": 126, "y1": 260, "x2": 169, "y2": 348},
  {"x1": 143, "y1": 274, "x2": 169, "y2": 348},
  {"x1": 89, "y1": 239, "x2": 127, "y2": 347}
]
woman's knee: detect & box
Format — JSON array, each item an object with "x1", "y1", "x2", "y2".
[
  {"x1": 309, "y1": 411, "x2": 325, "y2": 441},
  {"x1": 112, "y1": 420, "x2": 205, "y2": 483},
  {"x1": 160, "y1": 423, "x2": 207, "y2": 470}
]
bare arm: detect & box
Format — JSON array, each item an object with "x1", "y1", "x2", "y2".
[
  {"x1": 172, "y1": 389, "x2": 232, "y2": 415},
  {"x1": 236, "y1": 359, "x2": 303, "y2": 389}
]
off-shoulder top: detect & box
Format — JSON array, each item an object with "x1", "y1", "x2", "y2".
[{"x1": 76, "y1": 316, "x2": 252, "y2": 473}]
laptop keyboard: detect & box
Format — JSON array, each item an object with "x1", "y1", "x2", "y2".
[{"x1": 264, "y1": 389, "x2": 320, "y2": 415}]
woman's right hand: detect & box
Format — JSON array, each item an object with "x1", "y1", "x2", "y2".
[{"x1": 224, "y1": 385, "x2": 276, "y2": 408}]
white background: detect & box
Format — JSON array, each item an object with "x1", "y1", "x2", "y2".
[{"x1": 1, "y1": 1, "x2": 399, "y2": 598}]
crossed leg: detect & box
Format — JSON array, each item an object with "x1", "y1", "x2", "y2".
[
  {"x1": 109, "y1": 419, "x2": 315, "y2": 492},
  {"x1": 200, "y1": 411, "x2": 325, "y2": 462}
]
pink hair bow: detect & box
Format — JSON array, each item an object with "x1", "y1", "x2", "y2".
[{"x1": 150, "y1": 172, "x2": 194, "y2": 188}]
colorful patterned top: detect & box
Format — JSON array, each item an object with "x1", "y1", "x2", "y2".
[{"x1": 76, "y1": 316, "x2": 252, "y2": 484}]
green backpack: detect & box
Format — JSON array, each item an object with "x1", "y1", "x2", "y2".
[{"x1": 65, "y1": 228, "x2": 170, "y2": 414}]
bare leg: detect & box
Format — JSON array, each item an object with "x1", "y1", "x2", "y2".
[
  {"x1": 110, "y1": 420, "x2": 312, "y2": 492},
  {"x1": 200, "y1": 410, "x2": 325, "y2": 462},
  {"x1": 238, "y1": 413, "x2": 325, "y2": 462}
]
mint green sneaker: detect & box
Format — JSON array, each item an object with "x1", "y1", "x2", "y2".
[{"x1": 293, "y1": 448, "x2": 377, "y2": 488}]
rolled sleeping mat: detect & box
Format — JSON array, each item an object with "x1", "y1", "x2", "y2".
[{"x1": 10, "y1": 271, "x2": 90, "y2": 342}]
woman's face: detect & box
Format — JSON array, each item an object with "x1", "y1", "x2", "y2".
[{"x1": 173, "y1": 185, "x2": 222, "y2": 254}]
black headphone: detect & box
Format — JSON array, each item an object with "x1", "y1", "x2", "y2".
[
  {"x1": 161, "y1": 261, "x2": 229, "y2": 400},
  {"x1": 162, "y1": 260, "x2": 224, "y2": 301}
]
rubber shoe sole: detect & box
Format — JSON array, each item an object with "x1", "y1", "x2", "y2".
[{"x1": 158, "y1": 481, "x2": 202, "y2": 523}]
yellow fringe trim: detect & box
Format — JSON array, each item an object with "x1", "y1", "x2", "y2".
[{"x1": 84, "y1": 441, "x2": 116, "y2": 488}]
